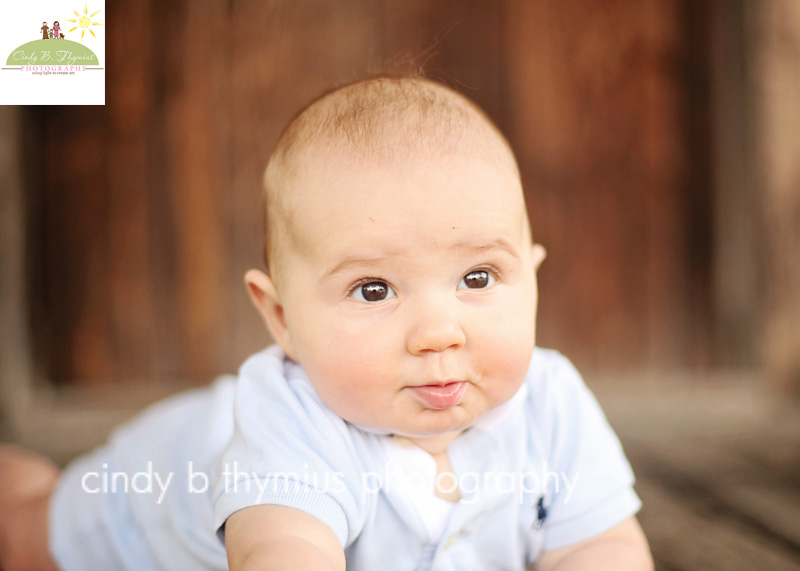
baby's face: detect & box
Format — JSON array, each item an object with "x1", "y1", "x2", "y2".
[{"x1": 257, "y1": 147, "x2": 543, "y2": 440}]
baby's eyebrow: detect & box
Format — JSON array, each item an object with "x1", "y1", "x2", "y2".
[
  {"x1": 452, "y1": 238, "x2": 519, "y2": 259},
  {"x1": 321, "y1": 256, "x2": 393, "y2": 283},
  {"x1": 321, "y1": 238, "x2": 519, "y2": 283}
]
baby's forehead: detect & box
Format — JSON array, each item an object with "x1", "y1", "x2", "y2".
[
  {"x1": 263, "y1": 77, "x2": 524, "y2": 279},
  {"x1": 282, "y1": 126, "x2": 521, "y2": 228}
]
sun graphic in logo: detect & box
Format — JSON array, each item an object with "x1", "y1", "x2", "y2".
[{"x1": 66, "y1": 2, "x2": 103, "y2": 42}]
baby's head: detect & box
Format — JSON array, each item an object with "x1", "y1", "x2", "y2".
[{"x1": 247, "y1": 76, "x2": 546, "y2": 446}]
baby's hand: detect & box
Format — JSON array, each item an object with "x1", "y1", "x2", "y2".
[
  {"x1": 534, "y1": 516, "x2": 653, "y2": 571},
  {"x1": 226, "y1": 504, "x2": 345, "y2": 570}
]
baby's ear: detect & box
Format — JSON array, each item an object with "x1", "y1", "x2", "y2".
[
  {"x1": 244, "y1": 269, "x2": 297, "y2": 360},
  {"x1": 531, "y1": 243, "x2": 547, "y2": 271}
]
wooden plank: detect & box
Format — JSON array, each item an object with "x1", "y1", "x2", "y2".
[
  {"x1": 719, "y1": 483, "x2": 800, "y2": 547},
  {"x1": 636, "y1": 477, "x2": 800, "y2": 571},
  {"x1": 756, "y1": 0, "x2": 800, "y2": 396},
  {"x1": 166, "y1": 0, "x2": 228, "y2": 380},
  {"x1": 620, "y1": 414, "x2": 800, "y2": 567},
  {"x1": 38, "y1": 106, "x2": 113, "y2": 383},
  {"x1": 105, "y1": 0, "x2": 158, "y2": 384},
  {"x1": 502, "y1": 0, "x2": 709, "y2": 370},
  {"x1": 0, "y1": 106, "x2": 35, "y2": 435},
  {"x1": 631, "y1": 449, "x2": 800, "y2": 563},
  {"x1": 708, "y1": 0, "x2": 763, "y2": 367}
]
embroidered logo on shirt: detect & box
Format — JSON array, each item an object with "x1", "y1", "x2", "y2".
[{"x1": 534, "y1": 496, "x2": 548, "y2": 530}]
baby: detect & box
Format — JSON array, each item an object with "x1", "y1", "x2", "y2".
[{"x1": 0, "y1": 76, "x2": 652, "y2": 570}]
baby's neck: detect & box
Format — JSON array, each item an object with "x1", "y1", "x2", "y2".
[
  {"x1": 394, "y1": 432, "x2": 464, "y2": 502},
  {"x1": 398, "y1": 430, "x2": 463, "y2": 456}
]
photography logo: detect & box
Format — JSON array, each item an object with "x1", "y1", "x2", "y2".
[{"x1": 4, "y1": 3, "x2": 103, "y2": 75}]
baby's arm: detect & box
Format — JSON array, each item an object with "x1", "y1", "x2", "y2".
[
  {"x1": 534, "y1": 516, "x2": 653, "y2": 571},
  {"x1": 225, "y1": 504, "x2": 345, "y2": 571}
]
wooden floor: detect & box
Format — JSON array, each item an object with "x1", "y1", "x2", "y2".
[{"x1": 594, "y1": 373, "x2": 800, "y2": 571}]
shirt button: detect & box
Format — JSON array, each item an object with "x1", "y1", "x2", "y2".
[{"x1": 444, "y1": 533, "x2": 460, "y2": 550}]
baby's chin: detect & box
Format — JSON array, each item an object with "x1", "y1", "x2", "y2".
[
  {"x1": 341, "y1": 399, "x2": 489, "y2": 439},
  {"x1": 348, "y1": 417, "x2": 472, "y2": 439},
  {"x1": 384, "y1": 413, "x2": 478, "y2": 441}
]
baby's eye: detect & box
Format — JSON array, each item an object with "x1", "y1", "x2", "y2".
[
  {"x1": 458, "y1": 270, "x2": 496, "y2": 290},
  {"x1": 350, "y1": 281, "x2": 397, "y2": 302}
]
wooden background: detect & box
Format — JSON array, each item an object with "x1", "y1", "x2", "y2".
[{"x1": 18, "y1": 0, "x2": 767, "y2": 387}]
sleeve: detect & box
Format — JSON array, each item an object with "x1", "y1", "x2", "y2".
[
  {"x1": 212, "y1": 348, "x2": 370, "y2": 548},
  {"x1": 532, "y1": 350, "x2": 642, "y2": 551}
]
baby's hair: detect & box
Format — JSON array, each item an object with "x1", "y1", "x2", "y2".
[{"x1": 261, "y1": 73, "x2": 519, "y2": 286}]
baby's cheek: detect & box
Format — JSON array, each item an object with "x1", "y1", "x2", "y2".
[
  {"x1": 319, "y1": 340, "x2": 387, "y2": 391},
  {"x1": 486, "y1": 306, "x2": 535, "y2": 349},
  {"x1": 478, "y1": 311, "x2": 535, "y2": 378}
]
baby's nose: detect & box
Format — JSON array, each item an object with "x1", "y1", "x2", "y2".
[{"x1": 406, "y1": 299, "x2": 466, "y2": 354}]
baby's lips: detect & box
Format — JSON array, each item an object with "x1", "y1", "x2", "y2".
[{"x1": 407, "y1": 381, "x2": 467, "y2": 409}]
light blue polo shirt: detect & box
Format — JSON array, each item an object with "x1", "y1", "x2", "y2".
[
  {"x1": 50, "y1": 346, "x2": 640, "y2": 570},
  {"x1": 213, "y1": 346, "x2": 640, "y2": 570}
]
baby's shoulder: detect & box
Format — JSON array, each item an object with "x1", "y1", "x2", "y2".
[
  {"x1": 526, "y1": 346, "x2": 585, "y2": 396},
  {"x1": 234, "y1": 346, "x2": 373, "y2": 453},
  {"x1": 521, "y1": 347, "x2": 603, "y2": 435}
]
